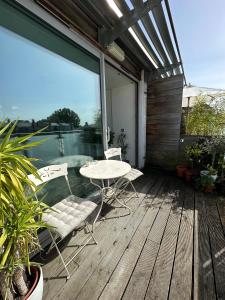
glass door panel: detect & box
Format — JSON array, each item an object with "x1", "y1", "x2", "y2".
[{"x1": 0, "y1": 26, "x2": 103, "y2": 206}]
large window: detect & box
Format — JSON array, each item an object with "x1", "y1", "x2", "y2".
[{"x1": 0, "y1": 16, "x2": 102, "y2": 205}]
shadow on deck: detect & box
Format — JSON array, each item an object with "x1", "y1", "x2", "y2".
[{"x1": 34, "y1": 170, "x2": 225, "y2": 300}]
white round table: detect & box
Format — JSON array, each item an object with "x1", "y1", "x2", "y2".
[
  {"x1": 49, "y1": 155, "x2": 93, "y2": 168},
  {"x1": 80, "y1": 160, "x2": 131, "y2": 180},
  {"x1": 80, "y1": 160, "x2": 132, "y2": 214}
]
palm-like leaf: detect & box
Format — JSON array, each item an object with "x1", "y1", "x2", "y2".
[{"x1": 0, "y1": 121, "x2": 49, "y2": 293}]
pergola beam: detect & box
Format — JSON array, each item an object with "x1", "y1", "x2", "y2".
[
  {"x1": 99, "y1": 0, "x2": 162, "y2": 46},
  {"x1": 151, "y1": 4, "x2": 179, "y2": 71}
]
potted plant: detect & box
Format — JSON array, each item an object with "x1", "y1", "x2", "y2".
[
  {"x1": 202, "y1": 175, "x2": 215, "y2": 193},
  {"x1": 200, "y1": 164, "x2": 218, "y2": 182},
  {"x1": 184, "y1": 169, "x2": 193, "y2": 182},
  {"x1": 176, "y1": 164, "x2": 187, "y2": 178},
  {"x1": 195, "y1": 175, "x2": 215, "y2": 193},
  {"x1": 185, "y1": 143, "x2": 203, "y2": 176},
  {"x1": 202, "y1": 136, "x2": 225, "y2": 169},
  {"x1": 0, "y1": 121, "x2": 48, "y2": 300}
]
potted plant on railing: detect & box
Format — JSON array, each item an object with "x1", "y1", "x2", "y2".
[{"x1": 0, "y1": 121, "x2": 48, "y2": 300}]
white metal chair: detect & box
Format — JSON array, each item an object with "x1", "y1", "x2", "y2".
[
  {"x1": 28, "y1": 163, "x2": 102, "y2": 279},
  {"x1": 104, "y1": 148, "x2": 143, "y2": 199}
]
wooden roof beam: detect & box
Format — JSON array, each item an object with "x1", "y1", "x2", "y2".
[{"x1": 99, "y1": 0, "x2": 162, "y2": 46}]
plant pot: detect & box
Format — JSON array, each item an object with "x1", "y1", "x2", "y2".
[
  {"x1": 210, "y1": 174, "x2": 218, "y2": 181},
  {"x1": 200, "y1": 171, "x2": 218, "y2": 182},
  {"x1": 176, "y1": 165, "x2": 187, "y2": 178},
  {"x1": 24, "y1": 266, "x2": 43, "y2": 300},
  {"x1": 204, "y1": 185, "x2": 214, "y2": 193},
  {"x1": 185, "y1": 169, "x2": 193, "y2": 182},
  {"x1": 200, "y1": 170, "x2": 209, "y2": 177}
]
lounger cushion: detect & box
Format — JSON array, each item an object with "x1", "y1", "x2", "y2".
[{"x1": 43, "y1": 195, "x2": 97, "y2": 238}]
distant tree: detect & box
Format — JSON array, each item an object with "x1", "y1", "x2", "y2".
[
  {"x1": 186, "y1": 95, "x2": 225, "y2": 136},
  {"x1": 47, "y1": 108, "x2": 80, "y2": 127}
]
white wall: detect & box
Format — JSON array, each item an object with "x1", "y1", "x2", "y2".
[
  {"x1": 138, "y1": 70, "x2": 147, "y2": 169},
  {"x1": 107, "y1": 83, "x2": 136, "y2": 166}
]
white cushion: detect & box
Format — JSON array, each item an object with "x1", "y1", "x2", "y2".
[
  {"x1": 43, "y1": 195, "x2": 97, "y2": 238},
  {"x1": 123, "y1": 168, "x2": 143, "y2": 181}
]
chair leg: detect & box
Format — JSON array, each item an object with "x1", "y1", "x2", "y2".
[
  {"x1": 85, "y1": 221, "x2": 98, "y2": 245},
  {"x1": 113, "y1": 193, "x2": 132, "y2": 213},
  {"x1": 48, "y1": 230, "x2": 71, "y2": 279},
  {"x1": 92, "y1": 190, "x2": 104, "y2": 232},
  {"x1": 46, "y1": 237, "x2": 56, "y2": 254},
  {"x1": 129, "y1": 181, "x2": 139, "y2": 198}
]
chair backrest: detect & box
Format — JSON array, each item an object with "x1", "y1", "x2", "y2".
[
  {"x1": 104, "y1": 148, "x2": 122, "y2": 160},
  {"x1": 28, "y1": 163, "x2": 72, "y2": 194}
]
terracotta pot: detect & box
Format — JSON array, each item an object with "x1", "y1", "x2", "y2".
[
  {"x1": 185, "y1": 169, "x2": 193, "y2": 182},
  {"x1": 176, "y1": 165, "x2": 187, "y2": 178},
  {"x1": 205, "y1": 185, "x2": 214, "y2": 193}
]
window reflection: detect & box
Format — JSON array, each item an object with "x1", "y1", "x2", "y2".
[{"x1": 0, "y1": 26, "x2": 103, "y2": 205}]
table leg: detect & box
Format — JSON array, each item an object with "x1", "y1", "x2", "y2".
[
  {"x1": 90, "y1": 179, "x2": 104, "y2": 231},
  {"x1": 89, "y1": 178, "x2": 132, "y2": 214}
]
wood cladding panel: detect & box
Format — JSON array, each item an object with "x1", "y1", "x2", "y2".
[{"x1": 146, "y1": 75, "x2": 184, "y2": 169}]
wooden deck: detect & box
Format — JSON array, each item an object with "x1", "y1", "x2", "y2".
[{"x1": 36, "y1": 172, "x2": 225, "y2": 300}]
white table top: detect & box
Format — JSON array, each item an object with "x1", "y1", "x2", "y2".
[
  {"x1": 80, "y1": 160, "x2": 131, "y2": 180},
  {"x1": 49, "y1": 155, "x2": 93, "y2": 168}
]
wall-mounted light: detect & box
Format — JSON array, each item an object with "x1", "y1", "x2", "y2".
[{"x1": 107, "y1": 42, "x2": 125, "y2": 61}]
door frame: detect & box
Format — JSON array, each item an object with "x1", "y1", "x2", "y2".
[{"x1": 102, "y1": 59, "x2": 139, "y2": 166}]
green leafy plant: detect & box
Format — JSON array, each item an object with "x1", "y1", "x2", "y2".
[
  {"x1": 207, "y1": 164, "x2": 218, "y2": 176},
  {"x1": 185, "y1": 143, "x2": 202, "y2": 169},
  {"x1": 186, "y1": 95, "x2": 225, "y2": 136},
  {"x1": 202, "y1": 136, "x2": 225, "y2": 167},
  {"x1": 0, "y1": 121, "x2": 49, "y2": 300},
  {"x1": 195, "y1": 175, "x2": 215, "y2": 192}
]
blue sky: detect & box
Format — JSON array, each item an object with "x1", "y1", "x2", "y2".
[
  {"x1": 170, "y1": 0, "x2": 225, "y2": 89},
  {"x1": 0, "y1": 26, "x2": 100, "y2": 124}
]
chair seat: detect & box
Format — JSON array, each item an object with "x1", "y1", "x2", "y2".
[
  {"x1": 123, "y1": 168, "x2": 143, "y2": 181},
  {"x1": 43, "y1": 195, "x2": 98, "y2": 238}
]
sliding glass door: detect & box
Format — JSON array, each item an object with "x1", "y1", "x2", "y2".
[{"x1": 0, "y1": 2, "x2": 103, "y2": 206}]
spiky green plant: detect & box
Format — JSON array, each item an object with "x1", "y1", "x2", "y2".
[{"x1": 0, "y1": 121, "x2": 49, "y2": 300}]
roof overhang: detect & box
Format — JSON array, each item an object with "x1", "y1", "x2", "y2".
[{"x1": 36, "y1": 0, "x2": 185, "y2": 82}]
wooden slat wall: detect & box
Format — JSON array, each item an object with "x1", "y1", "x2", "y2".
[{"x1": 146, "y1": 74, "x2": 184, "y2": 170}]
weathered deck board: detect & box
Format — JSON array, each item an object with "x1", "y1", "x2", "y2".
[
  {"x1": 206, "y1": 194, "x2": 225, "y2": 300},
  {"x1": 38, "y1": 172, "x2": 225, "y2": 300},
  {"x1": 53, "y1": 176, "x2": 158, "y2": 300},
  {"x1": 42, "y1": 176, "x2": 154, "y2": 299},
  {"x1": 195, "y1": 193, "x2": 217, "y2": 300},
  {"x1": 168, "y1": 186, "x2": 194, "y2": 300},
  {"x1": 97, "y1": 180, "x2": 171, "y2": 300},
  {"x1": 122, "y1": 181, "x2": 173, "y2": 300},
  {"x1": 144, "y1": 180, "x2": 184, "y2": 300},
  {"x1": 73, "y1": 178, "x2": 165, "y2": 300}
]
